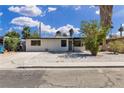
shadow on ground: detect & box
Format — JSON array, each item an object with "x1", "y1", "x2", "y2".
[{"x1": 49, "y1": 51, "x2": 93, "y2": 58}]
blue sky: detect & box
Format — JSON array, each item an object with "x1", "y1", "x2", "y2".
[{"x1": 0, "y1": 5, "x2": 124, "y2": 37}]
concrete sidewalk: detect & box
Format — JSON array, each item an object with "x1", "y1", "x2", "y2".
[
  {"x1": 1, "y1": 52, "x2": 124, "y2": 69},
  {"x1": 18, "y1": 62, "x2": 124, "y2": 68}
]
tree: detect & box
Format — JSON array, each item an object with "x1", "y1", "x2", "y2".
[
  {"x1": 69, "y1": 28, "x2": 74, "y2": 37},
  {"x1": 62, "y1": 33, "x2": 68, "y2": 37},
  {"x1": 99, "y1": 5, "x2": 113, "y2": 50},
  {"x1": 22, "y1": 26, "x2": 31, "y2": 39},
  {"x1": 30, "y1": 32, "x2": 40, "y2": 39},
  {"x1": 4, "y1": 31, "x2": 20, "y2": 51},
  {"x1": 56, "y1": 31, "x2": 61, "y2": 36},
  {"x1": 5, "y1": 31, "x2": 20, "y2": 38},
  {"x1": 99, "y1": 5, "x2": 113, "y2": 28},
  {"x1": 118, "y1": 24, "x2": 124, "y2": 37},
  {"x1": 81, "y1": 20, "x2": 107, "y2": 56},
  {"x1": 4, "y1": 37, "x2": 20, "y2": 51}
]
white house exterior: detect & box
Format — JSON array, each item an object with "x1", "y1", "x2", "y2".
[{"x1": 26, "y1": 37, "x2": 85, "y2": 52}]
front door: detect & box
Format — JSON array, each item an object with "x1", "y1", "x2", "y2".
[{"x1": 68, "y1": 40, "x2": 72, "y2": 51}]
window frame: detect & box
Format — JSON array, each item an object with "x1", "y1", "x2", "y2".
[
  {"x1": 31, "y1": 40, "x2": 41, "y2": 46},
  {"x1": 73, "y1": 39, "x2": 82, "y2": 47},
  {"x1": 61, "y1": 40, "x2": 67, "y2": 47}
]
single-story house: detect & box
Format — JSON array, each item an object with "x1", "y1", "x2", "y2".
[{"x1": 26, "y1": 37, "x2": 85, "y2": 52}]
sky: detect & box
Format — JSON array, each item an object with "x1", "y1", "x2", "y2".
[{"x1": 0, "y1": 5, "x2": 124, "y2": 37}]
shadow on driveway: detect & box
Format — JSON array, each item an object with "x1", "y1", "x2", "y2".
[{"x1": 48, "y1": 51, "x2": 93, "y2": 58}]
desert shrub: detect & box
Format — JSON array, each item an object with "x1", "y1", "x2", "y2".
[
  {"x1": 109, "y1": 41, "x2": 124, "y2": 54},
  {"x1": 81, "y1": 20, "x2": 108, "y2": 56}
]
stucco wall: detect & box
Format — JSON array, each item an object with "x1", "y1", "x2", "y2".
[
  {"x1": 26, "y1": 39, "x2": 69, "y2": 52},
  {"x1": 74, "y1": 47, "x2": 85, "y2": 52}
]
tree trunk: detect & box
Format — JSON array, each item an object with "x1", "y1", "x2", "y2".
[{"x1": 99, "y1": 5, "x2": 113, "y2": 50}]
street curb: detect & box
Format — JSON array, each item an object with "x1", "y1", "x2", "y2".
[
  {"x1": 17, "y1": 66, "x2": 124, "y2": 68},
  {"x1": 16, "y1": 62, "x2": 124, "y2": 68}
]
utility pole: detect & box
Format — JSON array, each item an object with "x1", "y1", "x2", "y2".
[{"x1": 38, "y1": 22, "x2": 41, "y2": 38}]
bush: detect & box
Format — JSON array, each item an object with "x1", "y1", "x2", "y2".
[
  {"x1": 109, "y1": 41, "x2": 124, "y2": 54},
  {"x1": 4, "y1": 37, "x2": 20, "y2": 51},
  {"x1": 81, "y1": 20, "x2": 108, "y2": 56},
  {"x1": 4, "y1": 31, "x2": 20, "y2": 51},
  {"x1": 84, "y1": 36, "x2": 99, "y2": 56}
]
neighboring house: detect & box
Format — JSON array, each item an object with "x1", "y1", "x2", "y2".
[
  {"x1": 106, "y1": 36, "x2": 124, "y2": 44},
  {"x1": 0, "y1": 37, "x2": 3, "y2": 44},
  {"x1": 0, "y1": 36, "x2": 4, "y2": 53},
  {"x1": 26, "y1": 37, "x2": 85, "y2": 52}
]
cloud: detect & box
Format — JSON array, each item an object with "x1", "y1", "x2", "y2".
[
  {"x1": 13, "y1": 26, "x2": 23, "y2": 30},
  {"x1": 0, "y1": 12, "x2": 3, "y2": 16},
  {"x1": 8, "y1": 5, "x2": 42, "y2": 17},
  {"x1": 39, "y1": 23, "x2": 80, "y2": 37},
  {"x1": 0, "y1": 28, "x2": 3, "y2": 31},
  {"x1": 11, "y1": 16, "x2": 39, "y2": 27},
  {"x1": 56, "y1": 24, "x2": 80, "y2": 35},
  {"x1": 115, "y1": 31, "x2": 124, "y2": 37},
  {"x1": 89, "y1": 5, "x2": 95, "y2": 8},
  {"x1": 10, "y1": 16, "x2": 80, "y2": 37},
  {"x1": 8, "y1": 27, "x2": 13, "y2": 32},
  {"x1": 95, "y1": 9, "x2": 100, "y2": 15},
  {"x1": 48, "y1": 7, "x2": 57, "y2": 12},
  {"x1": 88, "y1": 5, "x2": 100, "y2": 15},
  {"x1": 61, "y1": 5, "x2": 82, "y2": 11},
  {"x1": 38, "y1": 22, "x2": 56, "y2": 37},
  {"x1": 74, "y1": 6, "x2": 81, "y2": 10},
  {"x1": 39, "y1": 22, "x2": 56, "y2": 33}
]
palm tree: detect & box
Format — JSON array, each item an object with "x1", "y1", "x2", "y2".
[
  {"x1": 55, "y1": 31, "x2": 61, "y2": 36},
  {"x1": 22, "y1": 26, "x2": 31, "y2": 39},
  {"x1": 118, "y1": 24, "x2": 124, "y2": 37},
  {"x1": 69, "y1": 28, "x2": 74, "y2": 37},
  {"x1": 99, "y1": 5, "x2": 113, "y2": 50},
  {"x1": 63, "y1": 33, "x2": 67, "y2": 37}
]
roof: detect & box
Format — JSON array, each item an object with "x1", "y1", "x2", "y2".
[
  {"x1": 26, "y1": 37, "x2": 84, "y2": 39},
  {"x1": 107, "y1": 36, "x2": 124, "y2": 41}
]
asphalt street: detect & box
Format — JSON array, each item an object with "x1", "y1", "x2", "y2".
[{"x1": 0, "y1": 68, "x2": 124, "y2": 88}]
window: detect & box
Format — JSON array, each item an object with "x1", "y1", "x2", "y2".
[
  {"x1": 74, "y1": 40, "x2": 81, "y2": 47},
  {"x1": 61, "y1": 40, "x2": 67, "y2": 47},
  {"x1": 31, "y1": 40, "x2": 41, "y2": 46}
]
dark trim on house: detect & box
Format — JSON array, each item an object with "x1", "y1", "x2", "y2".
[{"x1": 26, "y1": 37, "x2": 84, "y2": 39}]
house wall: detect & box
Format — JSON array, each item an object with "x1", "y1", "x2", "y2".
[
  {"x1": 26, "y1": 39, "x2": 69, "y2": 52},
  {"x1": 74, "y1": 47, "x2": 85, "y2": 52},
  {"x1": 73, "y1": 39, "x2": 85, "y2": 52}
]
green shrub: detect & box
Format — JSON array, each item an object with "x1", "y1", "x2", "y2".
[
  {"x1": 4, "y1": 31, "x2": 20, "y2": 51},
  {"x1": 81, "y1": 20, "x2": 108, "y2": 56},
  {"x1": 109, "y1": 41, "x2": 124, "y2": 54},
  {"x1": 4, "y1": 37, "x2": 20, "y2": 51}
]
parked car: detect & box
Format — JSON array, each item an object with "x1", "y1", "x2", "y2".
[{"x1": 0, "y1": 44, "x2": 4, "y2": 53}]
